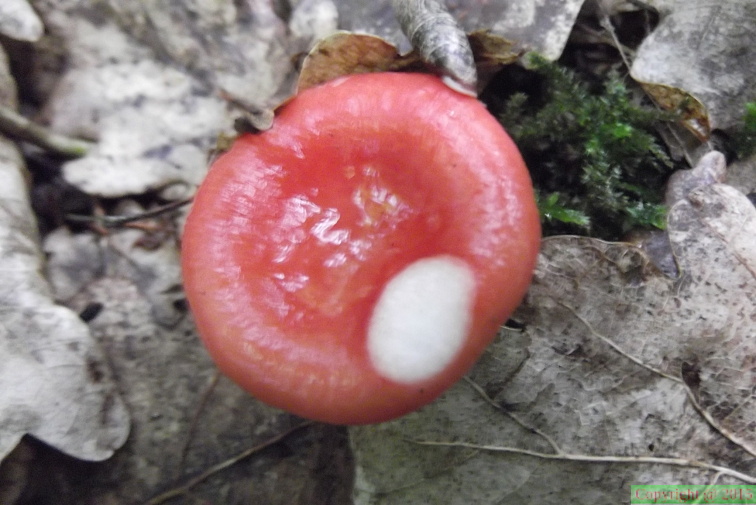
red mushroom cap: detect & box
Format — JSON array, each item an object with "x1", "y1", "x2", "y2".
[{"x1": 181, "y1": 72, "x2": 540, "y2": 424}]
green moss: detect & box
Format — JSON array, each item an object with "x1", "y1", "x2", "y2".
[
  {"x1": 731, "y1": 102, "x2": 756, "y2": 158},
  {"x1": 497, "y1": 54, "x2": 677, "y2": 240}
]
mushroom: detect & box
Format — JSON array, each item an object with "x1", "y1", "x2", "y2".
[{"x1": 181, "y1": 72, "x2": 540, "y2": 424}]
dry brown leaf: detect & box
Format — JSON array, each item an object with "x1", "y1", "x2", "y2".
[
  {"x1": 639, "y1": 82, "x2": 711, "y2": 140},
  {"x1": 468, "y1": 30, "x2": 522, "y2": 67},
  {"x1": 298, "y1": 32, "x2": 421, "y2": 93},
  {"x1": 297, "y1": 29, "x2": 522, "y2": 95}
]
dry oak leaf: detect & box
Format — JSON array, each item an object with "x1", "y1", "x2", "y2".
[
  {"x1": 0, "y1": 139, "x2": 129, "y2": 462},
  {"x1": 631, "y1": 0, "x2": 756, "y2": 134},
  {"x1": 351, "y1": 183, "x2": 755, "y2": 504},
  {"x1": 33, "y1": 0, "x2": 292, "y2": 198}
]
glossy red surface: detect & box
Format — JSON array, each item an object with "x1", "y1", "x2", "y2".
[{"x1": 181, "y1": 72, "x2": 540, "y2": 424}]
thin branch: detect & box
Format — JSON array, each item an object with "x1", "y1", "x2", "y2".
[
  {"x1": 178, "y1": 372, "x2": 222, "y2": 476},
  {"x1": 0, "y1": 104, "x2": 94, "y2": 158},
  {"x1": 462, "y1": 376, "x2": 562, "y2": 454},
  {"x1": 143, "y1": 421, "x2": 314, "y2": 505},
  {"x1": 66, "y1": 198, "x2": 193, "y2": 228},
  {"x1": 461, "y1": 366, "x2": 756, "y2": 486},
  {"x1": 596, "y1": 5, "x2": 634, "y2": 70},
  {"x1": 462, "y1": 376, "x2": 499, "y2": 411},
  {"x1": 557, "y1": 301, "x2": 683, "y2": 383},
  {"x1": 408, "y1": 439, "x2": 756, "y2": 484}
]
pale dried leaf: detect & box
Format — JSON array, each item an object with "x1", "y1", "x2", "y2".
[
  {"x1": 51, "y1": 271, "x2": 298, "y2": 500},
  {"x1": 0, "y1": 0, "x2": 43, "y2": 42},
  {"x1": 0, "y1": 48, "x2": 17, "y2": 108},
  {"x1": 289, "y1": 0, "x2": 339, "y2": 54},
  {"x1": 43, "y1": 220, "x2": 184, "y2": 327},
  {"x1": 631, "y1": 0, "x2": 756, "y2": 133},
  {"x1": 669, "y1": 184, "x2": 756, "y2": 455},
  {"x1": 50, "y1": 62, "x2": 225, "y2": 197},
  {"x1": 664, "y1": 151, "x2": 726, "y2": 206},
  {"x1": 0, "y1": 139, "x2": 129, "y2": 462},
  {"x1": 351, "y1": 183, "x2": 756, "y2": 503},
  {"x1": 727, "y1": 156, "x2": 756, "y2": 197},
  {"x1": 335, "y1": 0, "x2": 586, "y2": 60},
  {"x1": 0, "y1": 41, "x2": 128, "y2": 462},
  {"x1": 33, "y1": 0, "x2": 293, "y2": 198}
]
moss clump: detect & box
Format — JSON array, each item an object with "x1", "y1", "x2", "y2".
[
  {"x1": 731, "y1": 102, "x2": 756, "y2": 159},
  {"x1": 496, "y1": 55, "x2": 676, "y2": 240}
]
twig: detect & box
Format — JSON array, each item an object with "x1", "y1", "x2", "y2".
[
  {"x1": 0, "y1": 104, "x2": 94, "y2": 158},
  {"x1": 407, "y1": 439, "x2": 756, "y2": 484},
  {"x1": 143, "y1": 421, "x2": 314, "y2": 505},
  {"x1": 178, "y1": 372, "x2": 222, "y2": 476},
  {"x1": 557, "y1": 301, "x2": 683, "y2": 383},
  {"x1": 461, "y1": 336, "x2": 756, "y2": 485},
  {"x1": 462, "y1": 376, "x2": 562, "y2": 454},
  {"x1": 596, "y1": 4, "x2": 634, "y2": 70},
  {"x1": 66, "y1": 198, "x2": 193, "y2": 228}
]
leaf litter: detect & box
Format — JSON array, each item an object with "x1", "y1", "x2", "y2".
[{"x1": 0, "y1": 0, "x2": 754, "y2": 503}]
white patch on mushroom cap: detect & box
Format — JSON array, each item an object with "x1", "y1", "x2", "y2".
[{"x1": 367, "y1": 255, "x2": 476, "y2": 383}]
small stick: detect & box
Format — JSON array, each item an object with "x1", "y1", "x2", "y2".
[
  {"x1": 66, "y1": 198, "x2": 193, "y2": 228},
  {"x1": 143, "y1": 421, "x2": 314, "y2": 505},
  {"x1": 409, "y1": 438, "x2": 756, "y2": 484},
  {"x1": 0, "y1": 104, "x2": 94, "y2": 158}
]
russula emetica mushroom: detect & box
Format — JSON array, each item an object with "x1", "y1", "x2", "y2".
[{"x1": 181, "y1": 72, "x2": 540, "y2": 425}]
